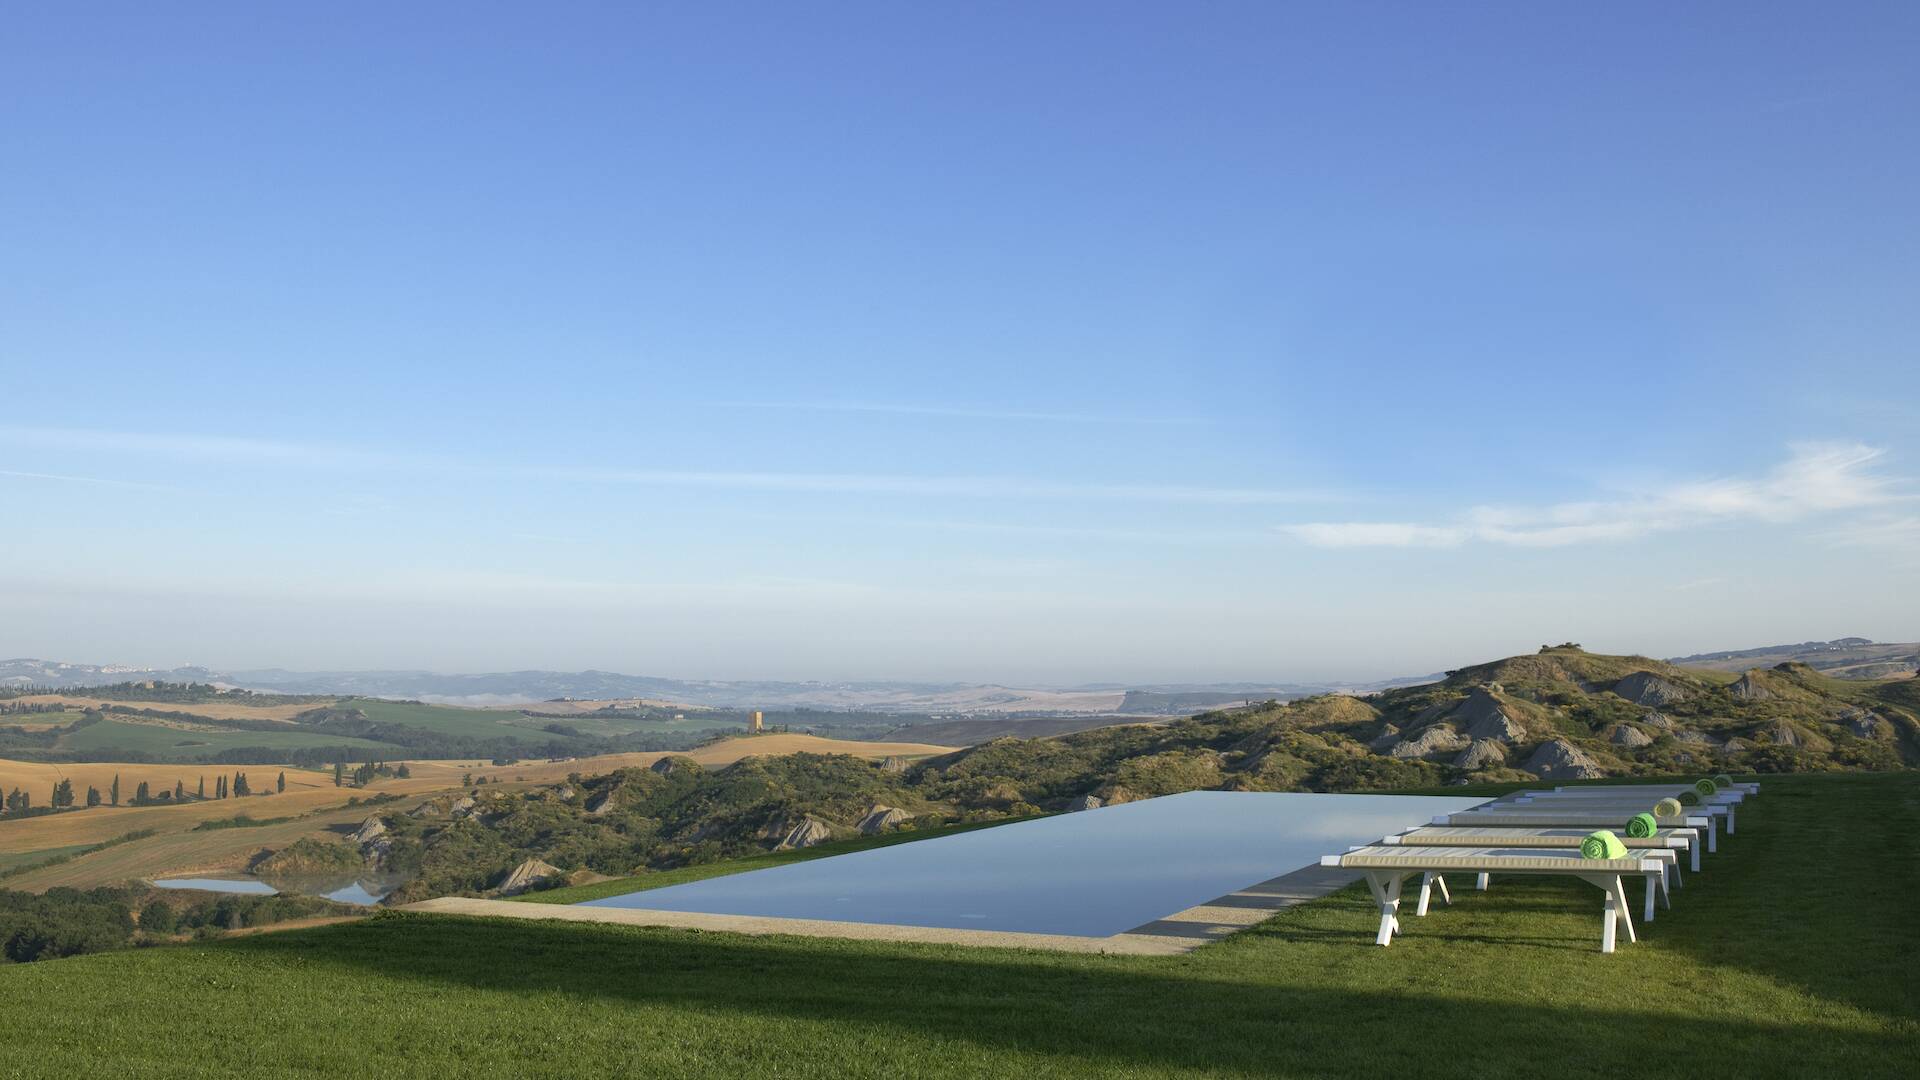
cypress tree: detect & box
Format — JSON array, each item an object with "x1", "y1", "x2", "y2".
[
  {"x1": 135, "y1": 781, "x2": 150, "y2": 805},
  {"x1": 197, "y1": 777, "x2": 205, "y2": 799},
  {"x1": 86, "y1": 785, "x2": 101, "y2": 808},
  {"x1": 334, "y1": 761, "x2": 344, "y2": 787},
  {"x1": 174, "y1": 780, "x2": 185, "y2": 801},
  {"x1": 277, "y1": 771, "x2": 286, "y2": 793},
  {"x1": 111, "y1": 774, "x2": 120, "y2": 807}
]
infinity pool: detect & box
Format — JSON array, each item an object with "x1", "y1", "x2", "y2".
[{"x1": 580, "y1": 791, "x2": 1487, "y2": 938}]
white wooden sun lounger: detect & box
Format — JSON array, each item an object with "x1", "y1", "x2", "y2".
[
  {"x1": 1433, "y1": 808, "x2": 1715, "y2": 868},
  {"x1": 1505, "y1": 793, "x2": 1737, "y2": 837},
  {"x1": 1322, "y1": 844, "x2": 1667, "y2": 953},
  {"x1": 1554, "y1": 781, "x2": 1758, "y2": 797},
  {"x1": 1379, "y1": 825, "x2": 1691, "y2": 895}
]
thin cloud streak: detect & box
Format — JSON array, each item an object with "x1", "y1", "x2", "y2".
[
  {"x1": 714, "y1": 400, "x2": 1202, "y2": 425},
  {"x1": 0, "y1": 424, "x2": 1332, "y2": 506},
  {"x1": 1280, "y1": 442, "x2": 1912, "y2": 549},
  {"x1": 521, "y1": 465, "x2": 1333, "y2": 504},
  {"x1": 0, "y1": 468, "x2": 185, "y2": 493}
]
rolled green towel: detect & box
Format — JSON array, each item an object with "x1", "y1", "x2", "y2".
[
  {"x1": 1694, "y1": 778, "x2": 1717, "y2": 796},
  {"x1": 1654, "y1": 797, "x2": 1683, "y2": 818},
  {"x1": 1679, "y1": 790, "x2": 1700, "y2": 806},
  {"x1": 1581, "y1": 829, "x2": 1628, "y2": 859},
  {"x1": 1625, "y1": 812, "x2": 1658, "y2": 838},
  {"x1": 1713, "y1": 773, "x2": 1733, "y2": 788}
]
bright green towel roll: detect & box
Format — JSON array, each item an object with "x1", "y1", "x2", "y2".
[
  {"x1": 1713, "y1": 773, "x2": 1733, "y2": 788},
  {"x1": 1678, "y1": 790, "x2": 1700, "y2": 806},
  {"x1": 1654, "y1": 797, "x2": 1683, "y2": 818},
  {"x1": 1625, "y1": 812, "x2": 1658, "y2": 838},
  {"x1": 1581, "y1": 830, "x2": 1627, "y2": 859},
  {"x1": 1694, "y1": 777, "x2": 1717, "y2": 796}
]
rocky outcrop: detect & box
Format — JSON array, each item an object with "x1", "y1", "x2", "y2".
[
  {"x1": 1729, "y1": 674, "x2": 1771, "y2": 701},
  {"x1": 877, "y1": 756, "x2": 910, "y2": 774},
  {"x1": 1606, "y1": 724, "x2": 1653, "y2": 748},
  {"x1": 856, "y1": 805, "x2": 912, "y2": 835},
  {"x1": 407, "y1": 797, "x2": 448, "y2": 818},
  {"x1": 651, "y1": 756, "x2": 696, "y2": 775},
  {"x1": 1453, "y1": 739, "x2": 1508, "y2": 770},
  {"x1": 1721, "y1": 737, "x2": 1751, "y2": 753},
  {"x1": 349, "y1": 816, "x2": 388, "y2": 846},
  {"x1": 1523, "y1": 739, "x2": 1605, "y2": 780},
  {"x1": 1388, "y1": 725, "x2": 1468, "y2": 760},
  {"x1": 774, "y1": 817, "x2": 834, "y2": 850},
  {"x1": 1842, "y1": 709, "x2": 1893, "y2": 740},
  {"x1": 1065, "y1": 794, "x2": 1103, "y2": 812},
  {"x1": 1453, "y1": 689, "x2": 1527, "y2": 744},
  {"x1": 1613, "y1": 672, "x2": 1691, "y2": 707},
  {"x1": 450, "y1": 796, "x2": 479, "y2": 818},
  {"x1": 496, "y1": 858, "x2": 564, "y2": 896},
  {"x1": 1367, "y1": 724, "x2": 1402, "y2": 752},
  {"x1": 1639, "y1": 711, "x2": 1673, "y2": 729},
  {"x1": 583, "y1": 790, "x2": 617, "y2": 816},
  {"x1": 1762, "y1": 720, "x2": 1829, "y2": 751},
  {"x1": 1671, "y1": 729, "x2": 1721, "y2": 746}
]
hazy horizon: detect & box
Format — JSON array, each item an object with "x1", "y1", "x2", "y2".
[{"x1": 4, "y1": 5, "x2": 1917, "y2": 684}]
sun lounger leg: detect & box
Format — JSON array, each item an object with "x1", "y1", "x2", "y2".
[
  {"x1": 1726, "y1": 805, "x2": 1735, "y2": 835},
  {"x1": 1658, "y1": 870, "x2": 1671, "y2": 909},
  {"x1": 1601, "y1": 889, "x2": 1617, "y2": 954},
  {"x1": 1416, "y1": 873, "x2": 1433, "y2": 917},
  {"x1": 1690, "y1": 842, "x2": 1700, "y2": 874},
  {"x1": 1475, "y1": 872, "x2": 1489, "y2": 891},
  {"x1": 1611, "y1": 878, "x2": 1637, "y2": 944},
  {"x1": 1643, "y1": 875, "x2": 1656, "y2": 923},
  {"x1": 1434, "y1": 874, "x2": 1451, "y2": 906},
  {"x1": 1365, "y1": 872, "x2": 1397, "y2": 946},
  {"x1": 1706, "y1": 818, "x2": 1717, "y2": 854}
]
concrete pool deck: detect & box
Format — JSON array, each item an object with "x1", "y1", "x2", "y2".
[{"x1": 401, "y1": 862, "x2": 1364, "y2": 956}]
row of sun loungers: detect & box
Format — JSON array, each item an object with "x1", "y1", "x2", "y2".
[{"x1": 1321, "y1": 778, "x2": 1755, "y2": 953}]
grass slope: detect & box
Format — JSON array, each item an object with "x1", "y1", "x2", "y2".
[
  {"x1": 58, "y1": 718, "x2": 402, "y2": 760},
  {"x1": 1, "y1": 772, "x2": 1912, "y2": 1078}
]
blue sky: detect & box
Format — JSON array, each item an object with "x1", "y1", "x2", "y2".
[{"x1": 2, "y1": 3, "x2": 1916, "y2": 682}]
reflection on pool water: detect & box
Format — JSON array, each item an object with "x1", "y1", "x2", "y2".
[
  {"x1": 152, "y1": 877, "x2": 277, "y2": 896},
  {"x1": 150, "y1": 875, "x2": 398, "y2": 906},
  {"x1": 580, "y1": 790, "x2": 1489, "y2": 938}
]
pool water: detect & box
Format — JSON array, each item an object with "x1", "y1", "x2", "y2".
[
  {"x1": 150, "y1": 875, "x2": 398, "y2": 906},
  {"x1": 580, "y1": 790, "x2": 1487, "y2": 937}
]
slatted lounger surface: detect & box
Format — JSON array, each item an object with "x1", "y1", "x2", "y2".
[
  {"x1": 1381, "y1": 825, "x2": 1693, "y2": 885},
  {"x1": 1432, "y1": 809, "x2": 1715, "y2": 867},
  {"x1": 1553, "y1": 782, "x2": 1758, "y2": 797},
  {"x1": 1322, "y1": 845, "x2": 1667, "y2": 953},
  {"x1": 1507, "y1": 793, "x2": 1737, "y2": 837}
]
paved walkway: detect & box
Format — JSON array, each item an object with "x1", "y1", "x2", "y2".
[{"x1": 402, "y1": 862, "x2": 1362, "y2": 956}]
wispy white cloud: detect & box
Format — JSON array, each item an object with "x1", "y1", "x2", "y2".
[
  {"x1": 0, "y1": 425, "x2": 403, "y2": 469},
  {"x1": 523, "y1": 465, "x2": 1330, "y2": 504},
  {"x1": 0, "y1": 468, "x2": 185, "y2": 493},
  {"x1": 0, "y1": 424, "x2": 1329, "y2": 506},
  {"x1": 1824, "y1": 515, "x2": 1920, "y2": 550},
  {"x1": 1280, "y1": 442, "x2": 1912, "y2": 549},
  {"x1": 713, "y1": 400, "x2": 1202, "y2": 425}
]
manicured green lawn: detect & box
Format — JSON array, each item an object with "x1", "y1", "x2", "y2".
[{"x1": 2, "y1": 772, "x2": 1913, "y2": 1078}]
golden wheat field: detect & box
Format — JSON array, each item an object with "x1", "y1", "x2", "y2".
[{"x1": 1, "y1": 694, "x2": 327, "y2": 722}]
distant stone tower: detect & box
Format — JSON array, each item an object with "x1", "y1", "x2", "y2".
[{"x1": 751, "y1": 710, "x2": 764, "y2": 733}]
